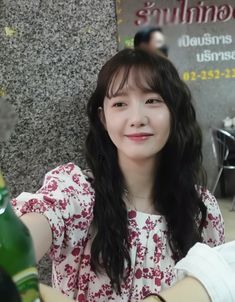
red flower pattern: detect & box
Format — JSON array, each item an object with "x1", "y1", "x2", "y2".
[{"x1": 12, "y1": 163, "x2": 225, "y2": 302}]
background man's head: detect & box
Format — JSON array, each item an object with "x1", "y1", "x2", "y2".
[{"x1": 134, "y1": 27, "x2": 168, "y2": 56}]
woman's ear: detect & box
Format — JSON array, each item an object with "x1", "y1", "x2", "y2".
[{"x1": 98, "y1": 107, "x2": 106, "y2": 129}]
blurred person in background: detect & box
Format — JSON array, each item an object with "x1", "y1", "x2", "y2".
[{"x1": 134, "y1": 27, "x2": 168, "y2": 57}]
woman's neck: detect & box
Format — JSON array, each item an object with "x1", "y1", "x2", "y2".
[{"x1": 119, "y1": 155, "x2": 157, "y2": 212}]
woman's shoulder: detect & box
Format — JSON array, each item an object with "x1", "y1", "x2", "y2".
[
  {"x1": 196, "y1": 186, "x2": 218, "y2": 209},
  {"x1": 47, "y1": 162, "x2": 88, "y2": 179},
  {"x1": 197, "y1": 186, "x2": 223, "y2": 222},
  {"x1": 44, "y1": 162, "x2": 94, "y2": 189},
  {"x1": 196, "y1": 186, "x2": 225, "y2": 246}
]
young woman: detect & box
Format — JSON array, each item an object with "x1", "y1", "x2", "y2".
[{"x1": 12, "y1": 48, "x2": 225, "y2": 302}]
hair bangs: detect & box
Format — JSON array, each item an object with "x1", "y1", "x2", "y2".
[
  {"x1": 130, "y1": 64, "x2": 162, "y2": 95},
  {"x1": 105, "y1": 62, "x2": 163, "y2": 99},
  {"x1": 105, "y1": 65, "x2": 132, "y2": 99}
]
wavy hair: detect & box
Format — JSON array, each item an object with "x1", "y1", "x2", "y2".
[{"x1": 85, "y1": 48, "x2": 207, "y2": 293}]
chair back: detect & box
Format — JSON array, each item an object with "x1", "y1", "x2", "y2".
[{"x1": 211, "y1": 128, "x2": 235, "y2": 168}]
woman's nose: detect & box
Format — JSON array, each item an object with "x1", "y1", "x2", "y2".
[{"x1": 129, "y1": 106, "x2": 148, "y2": 127}]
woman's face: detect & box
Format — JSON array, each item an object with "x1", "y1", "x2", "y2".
[{"x1": 100, "y1": 68, "x2": 171, "y2": 164}]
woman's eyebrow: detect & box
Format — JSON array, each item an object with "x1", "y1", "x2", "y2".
[
  {"x1": 142, "y1": 88, "x2": 160, "y2": 94},
  {"x1": 111, "y1": 91, "x2": 128, "y2": 98}
]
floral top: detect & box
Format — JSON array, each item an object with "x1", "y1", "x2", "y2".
[{"x1": 12, "y1": 163, "x2": 225, "y2": 302}]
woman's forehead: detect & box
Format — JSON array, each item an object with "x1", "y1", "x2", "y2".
[{"x1": 107, "y1": 66, "x2": 158, "y2": 97}]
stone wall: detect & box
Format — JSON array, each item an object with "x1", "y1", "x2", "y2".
[{"x1": 0, "y1": 0, "x2": 118, "y2": 284}]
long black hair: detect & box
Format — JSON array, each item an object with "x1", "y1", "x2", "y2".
[{"x1": 85, "y1": 48, "x2": 207, "y2": 293}]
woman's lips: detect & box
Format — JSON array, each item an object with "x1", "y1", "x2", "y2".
[{"x1": 125, "y1": 133, "x2": 153, "y2": 142}]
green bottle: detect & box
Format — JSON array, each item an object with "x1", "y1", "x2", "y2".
[{"x1": 0, "y1": 171, "x2": 41, "y2": 302}]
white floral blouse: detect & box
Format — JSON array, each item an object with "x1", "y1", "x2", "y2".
[{"x1": 12, "y1": 163, "x2": 225, "y2": 302}]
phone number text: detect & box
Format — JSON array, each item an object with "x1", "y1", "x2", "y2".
[{"x1": 182, "y1": 68, "x2": 235, "y2": 81}]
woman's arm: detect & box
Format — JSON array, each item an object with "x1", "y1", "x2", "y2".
[
  {"x1": 143, "y1": 276, "x2": 211, "y2": 302},
  {"x1": 39, "y1": 284, "x2": 74, "y2": 302},
  {"x1": 12, "y1": 163, "x2": 94, "y2": 264},
  {"x1": 160, "y1": 277, "x2": 211, "y2": 302},
  {"x1": 175, "y1": 242, "x2": 235, "y2": 302},
  {"x1": 21, "y1": 213, "x2": 52, "y2": 262},
  {"x1": 144, "y1": 241, "x2": 235, "y2": 302}
]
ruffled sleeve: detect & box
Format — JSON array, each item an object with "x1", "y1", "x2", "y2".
[
  {"x1": 200, "y1": 189, "x2": 225, "y2": 246},
  {"x1": 11, "y1": 163, "x2": 95, "y2": 262}
]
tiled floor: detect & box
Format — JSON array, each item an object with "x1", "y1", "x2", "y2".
[{"x1": 218, "y1": 198, "x2": 235, "y2": 242}]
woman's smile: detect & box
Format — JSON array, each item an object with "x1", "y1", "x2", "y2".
[{"x1": 125, "y1": 133, "x2": 154, "y2": 142}]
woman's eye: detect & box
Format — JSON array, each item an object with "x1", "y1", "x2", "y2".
[
  {"x1": 113, "y1": 102, "x2": 126, "y2": 107},
  {"x1": 146, "y1": 98, "x2": 163, "y2": 104}
]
